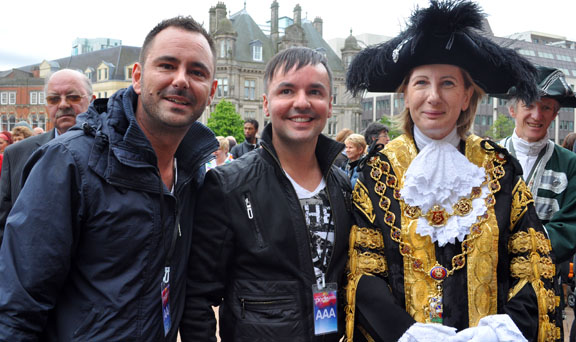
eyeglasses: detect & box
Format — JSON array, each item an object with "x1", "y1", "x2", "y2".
[{"x1": 46, "y1": 94, "x2": 87, "y2": 105}]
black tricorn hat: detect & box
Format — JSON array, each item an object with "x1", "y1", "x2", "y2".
[
  {"x1": 502, "y1": 66, "x2": 576, "y2": 108},
  {"x1": 346, "y1": 0, "x2": 539, "y2": 104}
]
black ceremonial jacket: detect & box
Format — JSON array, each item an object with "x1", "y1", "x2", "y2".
[{"x1": 346, "y1": 134, "x2": 562, "y2": 342}]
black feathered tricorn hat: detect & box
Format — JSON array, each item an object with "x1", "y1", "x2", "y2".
[
  {"x1": 346, "y1": 0, "x2": 539, "y2": 104},
  {"x1": 502, "y1": 66, "x2": 576, "y2": 108}
]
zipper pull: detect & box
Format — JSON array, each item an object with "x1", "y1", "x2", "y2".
[
  {"x1": 163, "y1": 267, "x2": 170, "y2": 284},
  {"x1": 244, "y1": 197, "x2": 253, "y2": 219},
  {"x1": 241, "y1": 298, "x2": 246, "y2": 318}
]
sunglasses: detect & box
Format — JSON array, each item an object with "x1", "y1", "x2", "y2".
[{"x1": 46, "y1": 94, "x2": 86, "y2": 105}]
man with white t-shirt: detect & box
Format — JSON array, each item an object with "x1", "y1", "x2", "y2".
[{"x1": 181, "y1": 47, "x2": 353, "y2": 341}]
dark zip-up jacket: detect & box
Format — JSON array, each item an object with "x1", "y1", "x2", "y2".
[
  {"x1": 0, "y1": 86, "x2": 218, "y2": 341},
  {"x1": 181, "y1": 124, "x2": 353, "y2": 341}
]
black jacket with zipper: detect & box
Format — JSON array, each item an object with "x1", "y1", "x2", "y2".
[{"x1": 181, "y1": 124, "x2": 353, "y2": 341}]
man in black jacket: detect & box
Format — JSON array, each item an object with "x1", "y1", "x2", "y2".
[
  {"x1": 181, "y1": 47, "x2": 352, "y2": 341},
  {"x1": 230, "y1": 118, "x2": 259, "y2": 158},
  {"x1": 0, "y1": 17, "x2": 218, "y2": 341}
]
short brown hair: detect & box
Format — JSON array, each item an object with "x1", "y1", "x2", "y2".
[
  {"x1": 264, "y1": 47, "x2": 332, "y2": 95},
  {"x1": 140, "y1": 16, "x2": 215, "y2": 67}
]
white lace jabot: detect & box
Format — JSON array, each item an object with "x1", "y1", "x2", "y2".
[{"x1": 401, "y1": 127, "x2": 488, "y2": 246}]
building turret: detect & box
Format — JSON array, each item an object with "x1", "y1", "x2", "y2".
[
  {"x1": 293, "y1": 4, "x2": 302, "y2": 26},
  {"x1": 313, "y1": 17, "x2": 323, "y2": 37},
  {"x1": 341, "y1": 29, "x2": 362, "y2": 68}
]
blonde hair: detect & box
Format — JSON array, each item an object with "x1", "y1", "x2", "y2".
[
  {"x1": 396, "y1": 66, "x2": 485, "y2": 139},
  {"x1": 345, "y1": 133, "x2": 367, "y2": 154},
  {"x1": 216, "y1": 136, "x2": 229, "y2": 154}
]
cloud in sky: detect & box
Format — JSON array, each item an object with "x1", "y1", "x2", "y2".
[{"x1": 1, "y1": 0, "x2": 575, "y2": 71}]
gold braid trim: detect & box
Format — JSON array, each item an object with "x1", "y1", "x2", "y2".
[
  {"x1": 510, "y1": 256, "x2": 555, "y2": 281},
  {"x1": 509, "y1": 230, "x2": 552, "y2": 255},
  {"x1": 353, "y1": 181, "x2": 376, "y2": 224},
  {"x1": 353, "y1": 226, "x2": 385, "y2": 250},
  {"x1": 538, "y1": 315, "x2": 562, "y2": 342},
  {"x1": 510, "y1": 179, "x2": 534, "y2": 231},
  {"x1": 507, "y1": 227, "x2": 560, "y2": 342},
  {"x1": 346, "y1": 225, "x2": 387, "y2": 341}
]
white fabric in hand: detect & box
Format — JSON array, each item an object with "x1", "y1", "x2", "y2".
[
  {"x1": 448, "y1": 314, "x2": 527, "y2": 342},
  {"x1": 398, "y1": 322, "x2": 457, "y2": 342}
]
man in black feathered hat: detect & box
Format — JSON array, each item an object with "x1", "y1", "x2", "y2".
[{"x1": 345, "y1": 1, "x2": 562, "y2": 341}]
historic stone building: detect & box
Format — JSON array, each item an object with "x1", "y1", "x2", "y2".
[{"x1": 207, "y1": 1, "x2": 363, "y2": 135}]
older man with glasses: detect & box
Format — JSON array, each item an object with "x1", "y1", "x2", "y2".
[{"x1": 0, "y1": 69, "x2": 95, "y2": 243}]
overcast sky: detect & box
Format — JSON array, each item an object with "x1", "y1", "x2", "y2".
[{"x1": 1, "y1": 0, "x2": 575, "y2": 71}]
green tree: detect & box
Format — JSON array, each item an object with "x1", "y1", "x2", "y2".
[
  {"x1": 207, "y1": 100, "x2": 245, "y2": 142},
  {"x1": 379, "y1": 115, "x2": 403, "y2": 139},
  {"x1": 485, "y1": 114, "x2": 515, "y2": 140}
]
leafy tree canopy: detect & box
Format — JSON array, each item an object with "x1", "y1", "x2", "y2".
[
  {"x1": 485, "y1": 114, "x2": 515, "y2": 141},
  {"x1": 207, "y1": 100, "x2": 245, "y2": 143},
  {"x1": 379, "y1": 115, "x2": 403, "y2": 140}
]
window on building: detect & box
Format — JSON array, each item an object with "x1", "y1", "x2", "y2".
[
  {"x1": 250, "y1": 41, "x2": 262, "y2": 61},
  {"x1": 519, "y1": 49, "x2": 535, "y2": 56},
  {"x1": 30, "y1": 91, "x2": 38, "y2": 105},
  {"x1": 0, "y1": 92, "x2": 7, "y2": 105},
  {"x1": 333, "y1": 86, "x2": 338, "y2": 105},
  {"x1": 569, "y1": 121, "x2": 574, "y2": 131},
  {"x1": 127, "y1": 66, "x2": 133, "y2": 80},
  {"x1": 363, "y1": 102, "x2": 373, "y2": 112},
  {"x1": 8, "y1": 92, "x2": 16, "y2": 105},
  {"x1": 328, "y1": 121, "x2": 338, "y2": 135},
  {"x1": 98, "y1": 67, "x2": 109, "y2": 81},
  {"x1": 245, "y1": 109, "x2": 256, "y2": 118},
  {"x1": 557, "y1": 55, "x2": 572, "y2": 62},
  {"x1": 0, "y1": 115, "x2": 7, "y2": 131},
  {"x1": 30, "y1": 114, "x2": 38, "y2": 128},
  {"x1": 217, "y1": 78, "x2": 229, "y2": 97},
  {"x1": 8, "y1": 116, "x2": 15, "y2": 131},
  {"x1": 550, "y1": 120, "x2": 555, "y2": 129},
  {"x1": 220, "y1": 41, "x2": 226, "y2": 58},
  {"x1": 537, "y1": 51, "x2": 554, "y2": 59},
  {"x1": 37, "y1": 114, "x2": 46, "y2": 130},
  {"x1": 39, "y1": 91, "x2": 45, "y2": 104},
  {"x1": 244, "y1": 79, "x2": 256, "y2": 100}
]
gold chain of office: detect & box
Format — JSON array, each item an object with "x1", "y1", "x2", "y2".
[{"x1": 366, "y1": 152, "x2": 507, "y2": 280}]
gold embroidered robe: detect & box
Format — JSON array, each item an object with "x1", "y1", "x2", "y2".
[{"x1": 346, "y1": 134, "x2": 562, "y2": 342}]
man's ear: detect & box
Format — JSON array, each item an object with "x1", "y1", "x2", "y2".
[{"x1": 132, "y1": 62, "x2": 143, "y2": 95}]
